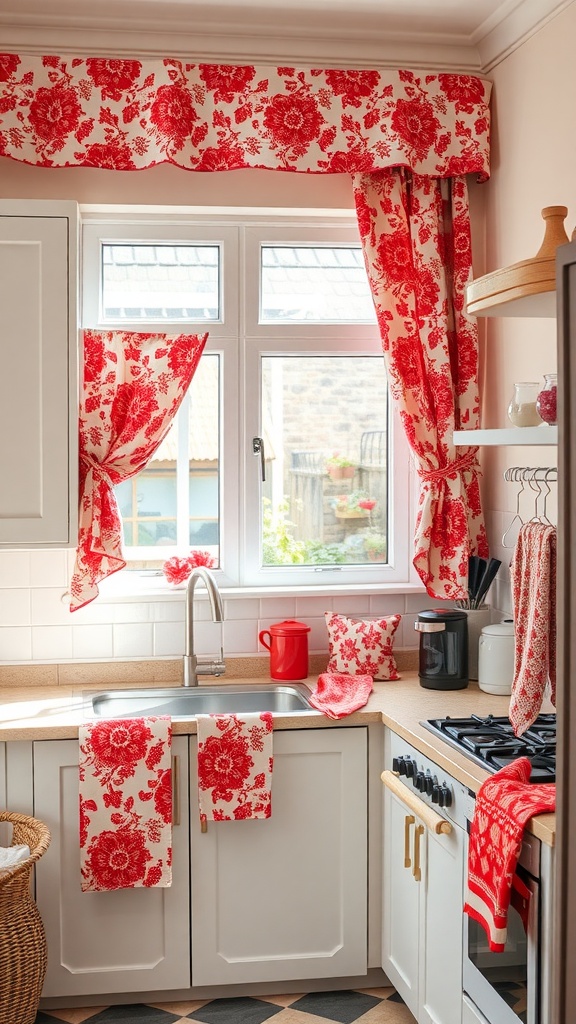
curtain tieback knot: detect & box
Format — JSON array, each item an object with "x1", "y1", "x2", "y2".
[
  {"x1": 80, "y1": 453, "x2": 112, "y2": 482},
  {"x1": 418, "y1": 448, "x2": 479, "y2": 484}
]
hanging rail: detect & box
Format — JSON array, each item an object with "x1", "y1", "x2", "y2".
[{"x1": 502, "y1": 466, "x2": 557, "y2": 547}]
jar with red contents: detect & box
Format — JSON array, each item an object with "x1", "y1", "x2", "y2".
[{"x1": 536, "y1": 373, "x2": 558, "y2": 425}]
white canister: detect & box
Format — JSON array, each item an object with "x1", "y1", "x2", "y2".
[{"x1": 478, "y1": 620, "x2": 515, "y2": 695}]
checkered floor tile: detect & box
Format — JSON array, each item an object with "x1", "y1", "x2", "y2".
[{"x1": 35, "y1": 988, "x2": 415, "y2": 1024}]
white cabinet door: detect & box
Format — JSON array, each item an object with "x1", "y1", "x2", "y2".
[
  {"x1": 382, "y1": 786, "x2": 421, "y2": 1013},
  {"x1": 420, "y1": 817, "x2": 465, "y2": 1024},
  {"x1": 0, "y1": 201, "x2": 78, "y2": 546},
  {"x1": 33, "y1": 737, "x2": 190, "y2": 998},
  {"x1": 382, "y1": 735, "x2": 465, "y2": 1024},
  {"x1": 190, "y1": 726, "x2": 368, "y2": 986}
]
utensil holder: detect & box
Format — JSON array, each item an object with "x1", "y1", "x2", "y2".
[{"x1": 465, "y1": 606, "x2": 491, "y2": 681}]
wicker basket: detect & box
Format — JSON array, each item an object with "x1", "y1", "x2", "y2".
[{"x1": 0, "y1": 811, "x2": 51, "y2": 1024}]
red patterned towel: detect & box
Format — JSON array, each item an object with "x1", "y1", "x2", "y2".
[
  {"x1": 308, "y1": 672, "x2": 374, "y2": 719},
  {"x1": 464, "y1": 757, "x2": 555, "y2": 951},
  {"x1": 79, "y1": 717, "x2": 172, "y2": 892},
  {"x1": 510, "y1": 522, "x2": 556, "y2": 736},
  {"x1": 197, "y1": 712, "x2": 273, "y2": 829}
]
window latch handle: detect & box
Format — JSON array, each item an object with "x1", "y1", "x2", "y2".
[{"x1": 252, "y1": 436, "x2": 266, "y2": 482}]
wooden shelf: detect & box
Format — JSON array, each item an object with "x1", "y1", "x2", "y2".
[
  {"x1": 453, "y1": 426, "x2": 558, "y2": 446},
  {"x1": 465, "y1": 206, "x2": 569, "y2": 318}
]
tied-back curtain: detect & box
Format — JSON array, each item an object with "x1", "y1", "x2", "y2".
[
  {"x1": 70, "y1": 329, "x2": 207, "y2": 611},
  {"x1": 354, "y1": 168, "x2": 487, "y2": 599},
  {"x1": 0, "y1": 54, "x2": 492, "y2": 601}
]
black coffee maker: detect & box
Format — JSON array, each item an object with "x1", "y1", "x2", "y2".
[{"x1": 415, "y1": 608, "x2": 468, "y2": 690}]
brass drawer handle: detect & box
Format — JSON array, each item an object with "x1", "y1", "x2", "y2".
[
  {"x1": 413, "y1": 824, "x2": 425, "y2": 882},
  {"x1": 404, "y1": 814, "x2": 415, "y2": 868}
]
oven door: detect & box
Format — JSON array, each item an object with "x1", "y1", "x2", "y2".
[{"x1": 464, "y1": 844, "x2": 540, "y2": 1024}]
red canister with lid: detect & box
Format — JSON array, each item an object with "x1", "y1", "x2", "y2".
[{"x1": 258, "y1": 619, "x2": 311, "y2": 680}]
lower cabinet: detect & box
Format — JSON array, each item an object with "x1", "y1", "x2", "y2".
[
  {"x1": 190, "y1": 726, "x2": 368, "y2": 986},
  {"x1": 381, "y1": 745, "x2": 465, "y2": 1024},
  {"x1": 33, "y1": 737, "x2": 190, "y2": 998}
]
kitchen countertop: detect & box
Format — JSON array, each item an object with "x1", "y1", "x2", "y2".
[{"x1": 0, "y1": 670, "x2": 555, "y2": 845}]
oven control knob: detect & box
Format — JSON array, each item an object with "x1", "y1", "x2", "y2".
[
  {"x1": 415, "y1": 771, "x2": 426, "y2": 792},
  {"x1": 425, "y1": 772, "x2": 434, "y2": 796},
  {"x1": 392, "y1": 756, "x2": 403, "y2": 774},
  {"x1": 438, "y1": 785, "x2": 452, "y2": 808},
  {"x1": 405, "y1": 758, "x2": 416, "y2": 778}
]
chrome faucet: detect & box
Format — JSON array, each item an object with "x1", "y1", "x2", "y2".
[{"x1": 183, "y1": 566, "x2": 226, "y2": 687}]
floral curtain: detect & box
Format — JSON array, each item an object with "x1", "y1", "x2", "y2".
[
  {"x1": 354, "y1": 169, "x2": 487, "y2": 598},
  {"x1": 70, "y1": 329, "x2": 207, "y2": 610},
  {"x1": 0, "y1": 54, "x2": 492, "y2": 601},
  {"x1": 0, "y1": 56, "x2": 490, "y2": 178}
]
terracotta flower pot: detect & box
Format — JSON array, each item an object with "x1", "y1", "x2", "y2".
[{"x1": 327, "y1": 465, "x2": 355, "y2": 480}]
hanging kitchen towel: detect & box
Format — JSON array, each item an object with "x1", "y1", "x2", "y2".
[
  {"x1": 196, "y1": 712, "x2": 273, "y2": 830},
  {"x1": 509, "y1": 522, "x2": 557, "y2": 736},
  {"x1": 79, "y1": 717, "x2": 172, "y2": 892},
  {"x1": 308, "y1": 673, "x2": 374, "y2": 719},
  {"x1": 464, "y1": 756, "x2": 555, "y2": 951}
]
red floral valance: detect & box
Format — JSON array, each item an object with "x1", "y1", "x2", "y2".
[{"x1": 0, "y1": 54, "x2": 491, "y2": 178}]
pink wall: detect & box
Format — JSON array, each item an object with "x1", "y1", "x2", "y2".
[
  {"x1": 473, "y1": 4, "x2": 575, "y2": 609},
  {"x1": 0, "y1": 158, "x2": 355, "y2": 209}
]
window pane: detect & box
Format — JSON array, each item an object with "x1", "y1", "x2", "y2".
[
  {"x1": 261, "y1": 356, "x2": 388, "y2": 568},
  {"x1": 260, "y1": 246, "x2": 376, "y2": 323},
  {"x1": 115, "y1": 353, "x2": 220, "y2": 563},
  {"x1": 102, "y1": 244, "x2": 220, "y2": 321}
]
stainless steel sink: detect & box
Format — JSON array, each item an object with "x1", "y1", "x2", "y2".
[{"x1": 89, "y1": 682, "x2": 316, "y2": 719}]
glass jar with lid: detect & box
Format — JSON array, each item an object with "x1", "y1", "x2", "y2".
[
  {"x1": 536, "y1": 373, "x2": 558, "y2": 425},
  {"x1": 507, "y1": 382, "x2": 542, "y2": 427}
]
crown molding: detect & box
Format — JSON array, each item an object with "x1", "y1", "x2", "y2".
[
  {"x1": 0, "y1": 0, "x2": 569, "y2": 73},
  {"x1": 474, "y1": 0, "x2": 572, "y2": 70}
]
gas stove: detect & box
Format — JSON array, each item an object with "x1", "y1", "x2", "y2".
[{"x1": 422, "y1": 712, "x2": 556, "y2": 783}]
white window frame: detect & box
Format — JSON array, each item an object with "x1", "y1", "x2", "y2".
[{"x1": 81, "y1": 208, "x2": 416, "y2": 593}]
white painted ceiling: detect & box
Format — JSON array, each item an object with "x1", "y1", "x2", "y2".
[{"x1": 0, "y1": 0, "x2": 571, "y2": 72}]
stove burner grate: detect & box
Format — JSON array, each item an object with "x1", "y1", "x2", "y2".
[{"x1": 422, "y1": 713, "x2": 556, "y2": 782}]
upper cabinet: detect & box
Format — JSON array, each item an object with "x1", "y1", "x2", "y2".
[
  {"x1": 466, "y1": 206, "x2": 569, "y2": 318},
  {"x1": 0, "y1": 200, "x2": 79, "y2": 547}
]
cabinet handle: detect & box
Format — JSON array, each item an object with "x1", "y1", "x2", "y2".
[
  {"x1": 381, "y1": 770, "x2": 452, "y2": 835},
  {"x1": 413, "y1": 824, "x2": 424, "y2": 882},
  {"x1": 404, "y1": 814, "x2": 415, "y2": 868},
  {"x1": 172, "y1": 755, "x2": 180, "y2": 827}
]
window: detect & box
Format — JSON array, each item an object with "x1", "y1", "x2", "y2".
[{"x1": 82, "y1": 212, "x2": 413, "y2": 589}]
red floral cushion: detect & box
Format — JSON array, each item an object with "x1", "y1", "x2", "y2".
[{"x1": 325, "y1": 612, "x2": 401, "y2": 680}]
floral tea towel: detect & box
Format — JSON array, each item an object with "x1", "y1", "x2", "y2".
[
  {"x1": 197, "y1": 712, "x2": 274, "y2": 830},
  {"x1": 79, "y1": 717, "x2": 172, "y2": 892}
]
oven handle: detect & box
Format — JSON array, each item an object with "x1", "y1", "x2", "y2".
[{"x1": 381, "y1": 770, "x2": 452, "y2": 835}]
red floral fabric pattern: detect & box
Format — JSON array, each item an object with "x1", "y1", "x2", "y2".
[
  {"x1": 509, "y1": 523, "x2": 557, "y2": 736},
  {"x1": 196, "y1": 712, "x2": 273, "y2": 828},
  {"x1": 325, "y1": 612, "x2": 401, "y2": 680},
  {"x1": 308, "y1": 672, "x2": 374, "y2": 719},
  {"x1": 464, "y1": 757, "x2": 555, "y2": 951},
  {"x1": 79, "y1": 716, "x2": 172, "y2": 891},
  {"x1": 354, "y1": 169, "x2": 488, "y2": 599},
  {"x1": 70, "y1": 329, "x2": 207, "y2": 611},
  {"x1": 0, "y1": 56, "x2": 490, "y2": 178}
]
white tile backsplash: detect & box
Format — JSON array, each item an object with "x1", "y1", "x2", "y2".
[
  {"x1": 0, "y1": 550, "x2": 31, "y2": 588},
  {"x1": 0, "y1": 626, "x2": 33, "y2": 661},
  {"x1": 0, "y1": 549, "x2": 427, "y2": 665},
  {"x1": 32, "y1": 625, "x2": 73, "y2": 661},
  {"x1": 72, "y1": 624, "x2": 114, "y2": 660},
  {"x1": 113, "y1": 623, "x2": 154, "y2": 659},
  {"x1": 30, "y1": 549, "x2": 69, "y2": 588},
  {"x1": 0, "y1": 588, "x2": 31, "y2": 626}
]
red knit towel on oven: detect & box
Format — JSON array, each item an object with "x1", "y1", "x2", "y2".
[
  {"x1": 463, "y1": 756, "x2": 555, "y2": 952},
  {"x1": 308, "y1": 673, "x2": 373, "y2": 719},
  {"x1": 509, "y1": 521, "x2": 556, "y2": 736}
]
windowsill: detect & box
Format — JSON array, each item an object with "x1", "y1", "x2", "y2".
[{"x1": 96, "y1": 571, "x2": 426, "y2": 603}]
